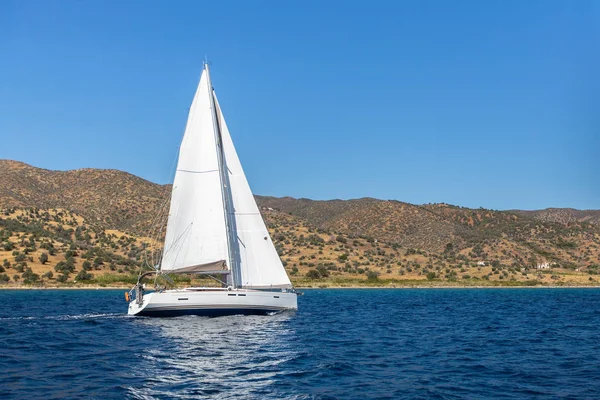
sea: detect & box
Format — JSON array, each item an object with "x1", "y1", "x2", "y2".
[{"x1": 1, "y1": 288, "x2": 600, "y2": 399}]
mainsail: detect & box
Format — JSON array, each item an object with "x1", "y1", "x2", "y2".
[{"x1": 160, "y1": 69, "x2": 229, "y2": 274}]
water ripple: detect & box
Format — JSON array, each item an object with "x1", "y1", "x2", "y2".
[{"x1": 2, "y1": 289, "x2": 600, "y2": 398}]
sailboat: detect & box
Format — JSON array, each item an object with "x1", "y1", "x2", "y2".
[{"x1": 127, "y1": 64, "x2": 298, "y2": 317}]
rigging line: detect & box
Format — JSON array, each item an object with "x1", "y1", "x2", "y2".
[
  {"x1": 145, "y1": 106, "x2": 186, "y2": 272},
  {"x1": 142, "y1": 141, "x2": 180, "y2": 276},
  {"x1": 149, "y1": 181, "x2": 175, "y2": 252},
  {"x1": 144, "y1": 189, "x2": 170, "y2": 271},
  {"x1": 161, "y1": 223, "x2": 193, "y2": 259},
  {"x1": 237, "y1": 235, "x2": 246, "y2": 248},
  {"x1": 143, "y1": 185, "x2": 169, "y2": 270},
  {"x1": 206, "y1": 274, "x2": 227, "y2": 286},
  {"x1": 151, "y1": 194, "x2": 171, "y2": 261},
  {"x1": 144, "y1": 202, "x2": 163, "y2": 269},
  {"x1": 148, "y1": 200, "x2": 169, "y2": 270}
]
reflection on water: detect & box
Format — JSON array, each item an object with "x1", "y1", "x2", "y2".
[{"x1": 127, "y1": 313, "x2": 297, "y2": 399}]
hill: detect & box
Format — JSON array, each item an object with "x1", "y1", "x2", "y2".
[
  {"x1": 0, "y1": 160, "x2": 169, "y2": 234},
  {"x1": 514, "y1": 208, "x2": 600, "y2": 226},
  {"x1": 0, "y1": 160, "x2": 598, "y2": 288}
]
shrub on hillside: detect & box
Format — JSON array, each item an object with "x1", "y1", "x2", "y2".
[
  {"x1": 336, "y1": 235, "x2": 347, "y2": 244},
  {"x1": 22, "y1": 268, "x2": 40, "y2": 284},
  {"x1": 305, "y1": 269, "x2": 321, "y2": 279},
  {"x1": 367, "y1": 271, "x2": 379, "y2": 281},
  {"x1": 75, "y1": 270, "x2": 93, "y2": 281}
]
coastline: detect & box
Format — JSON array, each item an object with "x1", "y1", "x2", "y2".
[
  {"x1": 2, "y1": 285, "x2": 600, "y2": 290},
  {"x1": 0, "y1": 286, "x2": 131, "y2": 290},
  {"x1": 298, "y1": 285, "x2": 600, "y2": 289}
]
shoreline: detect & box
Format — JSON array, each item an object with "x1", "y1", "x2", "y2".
[
  {"x1": 299, "y1": 285, "x2": 600, "y2": 289},
  {"x1": 2, "y1": 285, "x2": 600, "y2": 290}
]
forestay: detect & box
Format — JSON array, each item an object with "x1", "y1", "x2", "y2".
[{"x1": 161, "y1": 70, "x2": 229, "y2": 273}]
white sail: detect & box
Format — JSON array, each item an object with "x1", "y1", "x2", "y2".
[
  {"x1": 161, "y1": 69, "x2": 229, "y2": 273},
  {"x1": 213, "y1": 95, "x2": 293, "y2": 289}
]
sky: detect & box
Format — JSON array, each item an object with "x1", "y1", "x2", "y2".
[{"x1": 0, "y1": 0, "x2": 598, "y2": 210}]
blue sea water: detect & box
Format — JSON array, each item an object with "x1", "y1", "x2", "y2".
[{"x1": 1, "y1": 289, "x2": 600, "y2": 399}]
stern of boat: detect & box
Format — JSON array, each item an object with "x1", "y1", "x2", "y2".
[{"x1": 126, "y1": 284, "x2": 153, "y2": 316}]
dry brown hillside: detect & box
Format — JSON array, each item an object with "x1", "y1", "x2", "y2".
[
  {"x1": 0, "y1": 160, "x2": 169, "y2": 234},
  {"x1": 0, "y1": 160, "x2": 599, "y2": 287},
  {"x1": 515, "y1": 208, "x2": 600, "y2": 226},
  {"x1": 257, "y1": 197, "x2": 459, "y2": 253}
]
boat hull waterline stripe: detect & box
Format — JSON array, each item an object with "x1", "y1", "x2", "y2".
[
  {"x1": 141, "y1": 304, "x2": 288, "y2": 312},
  {"x1": 136, "y1": 308, "x2": 290, "y2": 317}
]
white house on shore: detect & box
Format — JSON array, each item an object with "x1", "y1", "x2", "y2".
[{"x1": 537, "y1": 262, "x2": 551, "y2": 270}]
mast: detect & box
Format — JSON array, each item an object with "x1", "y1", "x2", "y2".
[{"x1": 205, "y1": 63, "x2": 239, "y2": 287}]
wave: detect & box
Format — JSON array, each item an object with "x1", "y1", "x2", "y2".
[{"x1": 0, "y1": 312, "x2": 125, "y2": 321}]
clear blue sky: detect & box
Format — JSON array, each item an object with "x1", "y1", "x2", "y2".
[{"x1": 1, "y1": 0, "x2": 598, "y2": 210}]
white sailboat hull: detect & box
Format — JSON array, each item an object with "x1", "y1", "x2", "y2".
[{"x1": 128, "y1": 288, "x2": 298, "y2": 317}]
